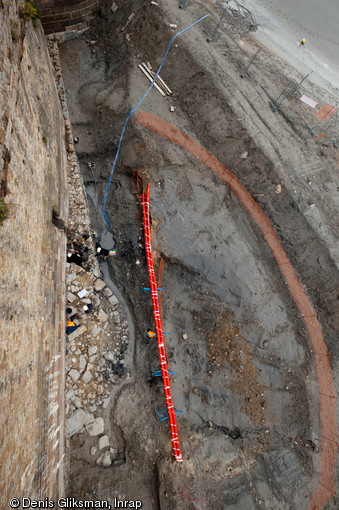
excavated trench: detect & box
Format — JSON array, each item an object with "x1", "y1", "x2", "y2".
[{"x1": 59, "y1": 1, "x2": 339, "y2": 508}]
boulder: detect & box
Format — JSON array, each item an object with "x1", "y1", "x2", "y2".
[
  {"x1": 66, "y1": 409, "x2": 94, "y2": 437},
  {"x1": 86, "y1": 417, "x2": 104, "y2": 436}
]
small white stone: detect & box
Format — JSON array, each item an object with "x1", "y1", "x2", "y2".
[
  {"x1": 102, "y1": 450, "x2": 112, "y2": 467},
  {"x1": 88, "y1": 345, "x2": 98, "y2": 356},
  {"x1": 98, "y1": 435, "x2": 110, "y2": 450},
  {"x1": 74, "y1": 397, "x2": 82, "y2": 408},
  {"x1": 66, "y1": 389, "x2": 75, "y2": 399},
  {"x1": 104, "y1": 352, "x2": 115, "y2": 362},
  {"x1": 94, "y1": 279, "x2": 106, "y2": 291},
  {"x1": 91, "y1": 324, "x2": 101, "y2": 336},
  {"x1": 97, "y1": 309, "x2": 108, "y2": 322},
  {"x1": 86, "y1": 417, "x2": 104, "y2": 436},
  {"x1": 103, "y1": 397, "x2": 110, "y2": 409},
  {"x1": 103, "y1": 287, "x2": 113, "y2": 297},
  {"x1": 69, "y1": 369, "x2": 80, "y2": 382},
  {"x1": 79, "y1": 355, "x2": 86, "y2": 372},
  {"x1": 96, "y1": 452, "x2": 104, "y2": 465},
  {"x1": 67, "y1": 292, "x2": 76, "y2": 303},
  {"x1": 109, "y1": 295, "x2": 119, "y2": 306},
  {"x1": 83, "y1": 370, "x2": 92, "y2": 383},
  {"x1": 90, "y1": 446, "x2": 97, "y2": 456}
]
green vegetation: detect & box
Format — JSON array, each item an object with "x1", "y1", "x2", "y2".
[
  {"x1": 20, "y1": 0, "x2": 41, "y2": 29},
  {"x1": 0, "y1": 199, "x2": 12, "y2": 227},
  {"x1": 11, "y1": 30, "x2": 19, "y2": 42}
]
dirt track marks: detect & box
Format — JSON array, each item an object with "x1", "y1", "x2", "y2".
[{"x1": 135, "y1": 110, "x2": 338, "y2": 510}]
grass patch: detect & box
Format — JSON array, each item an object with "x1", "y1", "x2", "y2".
[{"x1": 20, "y1": 0, "x2": 41, "y2": 29}]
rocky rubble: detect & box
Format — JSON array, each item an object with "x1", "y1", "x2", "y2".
[
  {"x1": 65, "y1": 262, "x2": 130, "y2": 421},
  {"x1": 47, "y1": 35, "x2": 131, "y2": 468}
]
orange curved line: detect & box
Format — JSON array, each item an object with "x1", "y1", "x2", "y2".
[{"x1": 135, "y1": 111, "x2": 338, "y2": 509}]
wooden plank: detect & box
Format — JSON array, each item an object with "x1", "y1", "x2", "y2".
[
  {"x1": 121, "y1": 12, "x2": 135, "y2": 32},
  {"x1": 138, "y1": 64, "x2": 166, "y2": 96},
  {"x1": 143, "y1": 63, "x2": 172, "y2": 95},
  {"x1": 147, "y1": 68, "x2": 172, "y2": 95}
]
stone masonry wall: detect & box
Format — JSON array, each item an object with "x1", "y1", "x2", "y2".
[
  {"x1": 0, "y1": 2, "x2": 67, "y2": 505},
  {"x1": 35, "y1": 0, "x2": 99, "y2": 34}
]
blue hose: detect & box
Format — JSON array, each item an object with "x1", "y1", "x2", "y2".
[{"x1": 102, "y1": 13, "x2": 210, "y2": 229}]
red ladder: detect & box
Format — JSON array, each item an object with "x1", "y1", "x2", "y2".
[{"x1": 142, "y1": 182, "x2": 183, "y2": 462}]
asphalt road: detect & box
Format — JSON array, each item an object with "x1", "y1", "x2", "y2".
[{"x1": 243, "y1": 0, "x2": 339, "y2": 87}]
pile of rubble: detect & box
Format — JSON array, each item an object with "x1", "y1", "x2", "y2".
[
  {"x1": 65, "y1": 264, "x2": 130, "y2": 417},
  {"x1": 47, "y1": 36, "x2": 131, "y2": 468},
  {"x1": 65, "y1": 263, "x2": 129, "y2": 467}
]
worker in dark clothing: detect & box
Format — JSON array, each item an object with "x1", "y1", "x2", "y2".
[
  {"x1": 83, "y1": 303, "x2": 93, "y2": 314},
  {"x1": 95, "y1": 241, "x2": 110, "y2": 260},
  {"x1": 66, "y1": 319, "x2": 78, "y2": 335},
  {"x1": 145, "y1": 329, "x2": 156, "y2": 345},
  {"x1": 67, "y1": 251, "x2": 83, "y2": 266}
]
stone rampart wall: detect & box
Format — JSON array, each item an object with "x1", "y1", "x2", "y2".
[
  {"x1": 0, "y1": 3, "x2": 67, "y2": 505},
  {"x1": 35, "y1": 0, "x2": 98, "y2": 34}
]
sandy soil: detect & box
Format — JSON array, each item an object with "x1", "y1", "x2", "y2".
[{"x1": 59, "y1": 0, "x2": 339, "y2": 508}]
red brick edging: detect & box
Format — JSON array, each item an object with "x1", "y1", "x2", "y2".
[{"x1": 135, "y1": 111, "x2": 338, "y2": 510}]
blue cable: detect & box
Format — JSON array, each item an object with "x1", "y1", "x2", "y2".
[{"x1": 102, "y1": 14, "x2": 210, "y2": 229}]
